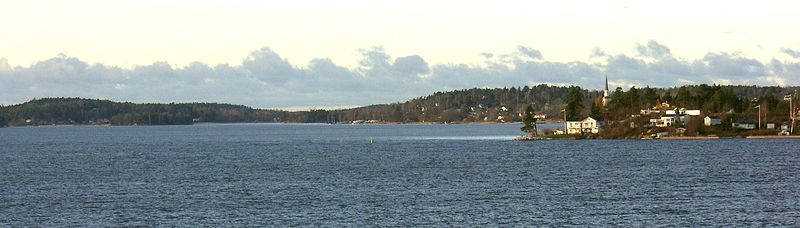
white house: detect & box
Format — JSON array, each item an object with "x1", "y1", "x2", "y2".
[
  {"x1": 704, "y1": 116, "x2": 721, "y2": 126},
  {"x1": 566, "y1": 121, "x2": 583, "y2": 134},
  {"x1": 566, "y1": 117, "x2": 602, "y2": 134},
  {"x1": 651, "y1": 115, "x2": 677, "y2": 127},
  {"x1": 685, "y1": 110, "x2": 701, "y2": 116}
]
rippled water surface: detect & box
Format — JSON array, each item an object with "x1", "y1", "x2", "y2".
[{"x1": 1, "y1": 124, "x2": 799, "y2": 226}]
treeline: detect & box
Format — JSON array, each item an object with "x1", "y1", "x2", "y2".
[
  {"x1": 593, "y1": 85, "x2": 797, "y2": 138},
  {"x1": 330, "y1": 85, "x2": 580, "y2": 123},
  {"x1": 332, "y1": 84, "x2": 798, "y2": 124},
  {"x1": 0, "y1": 84, "x2": 796, "y2": 127},
  {"x1": 600, "y1": 85, "x2": 795, "y2": 120},
  {"x1": 0, "y1": 98, "x2": 333, "y2": 126}
]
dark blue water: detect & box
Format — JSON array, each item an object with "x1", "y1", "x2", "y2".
[{"x1": 1, "y1": 124, "x2": 799, "y2": 226}]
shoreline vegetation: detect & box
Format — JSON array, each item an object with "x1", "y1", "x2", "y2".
[{"x1": 1, "y1": 84, "x2": 798, "y2": 139}]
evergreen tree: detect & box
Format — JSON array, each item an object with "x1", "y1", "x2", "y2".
[
  {"x1": 590, "y1": 98, "x2": 602, "y2": 119},
  {"x1": 642, "y1": 86, "x2": 658, "y2": 107},
  {"x1": 520, "y1": 104, "x2": 537, "y2": 137},
  {"x1": 565, "y1": 86, "x2": 584, "y2": 121}
]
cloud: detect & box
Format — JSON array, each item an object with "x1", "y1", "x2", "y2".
[
  {"x1": 782, "y1": 48, "x2": 800, "y2": 59},
  {"x1": 636, "y1": 40, "x2": 672, "y2": 59},
  {"x1": 393, "y1": 55, "x2": 430, "y2": 76},
  {"x1": 701, "y1": 52, "x2": 766, "y2": 78},
  {"x1": 516, "y1": 46, "x2": 543, "y2": 60},
  {"x1": 0, "y1": 41, "x2": 798, "y2": 108},
  {"x1": 242, "y1": 48, "x2": 297, "y2": 84},
  {"x1": 0, "y1": 58, "x2": 11, "y2": 73}
]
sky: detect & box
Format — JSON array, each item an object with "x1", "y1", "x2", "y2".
[{"x1": 1, "y1": 0, "x2": 799, "y2": 109}]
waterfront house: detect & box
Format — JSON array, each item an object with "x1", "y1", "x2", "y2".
[
  {"x1": 566, "y1": 117, "x2": 602, "y2": 134},
  {"x1": 566, "y1": 121, "x2": 582, "y2": 134},
  {"x1": 704, "y1": 116, "x2": 721, "y2": 126},
  {"x1": 732, "y1": 120, "x2": 756, "y2": 130},
  {"x1": 649, "y1": 108, "x2": 699, "y2": 128},
  {"x1": 651, "y1": 115, "x2": 677, "y2": 127}
]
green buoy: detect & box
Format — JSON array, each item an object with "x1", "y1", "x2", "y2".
[{"x1": 370, "y1": 137, "x2": 375, "y2": 144}]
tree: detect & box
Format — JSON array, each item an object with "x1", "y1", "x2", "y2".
[
  {"x1": 674, "y1": 86, "x2": 691, "y2": 107},
  {"x1": 642, "y1": 86, "x2": 658, "y2": 107},
  {"x1": 627, "y1": 86, "x2": 640, "y2": 109},
  {"x1": 590, "y1": 96, "x2": 603, "y2": 119},
  {"x1": 565, "y1": 86, "x2": 584, "y2": 121},
  {"x1": 520, "y1": 104, "x2": 537, "y2": 137}
]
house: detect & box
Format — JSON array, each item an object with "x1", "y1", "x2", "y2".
[
  {"x1": 767, "y1": 123, "x2": 776, "y2": 129},
  {"x1": 566, "y1": 121, "x2": 583, "y2": 134},
  {"x1": 566, "y1": 117, "x2": 602, "y2": 134},
  {"x1": 534, "y1": 114, "x2": 546, "y2": 119},
  {"x1": 651, "y1": 115, "x2": 677, "y2": 127},
  {"x1": 704, "y1": 116, "x2": 721, "y2": 126},
  {"x1": 732, "y1": 120, "x2": 756, "y2": 130},
  {"x1": 685, "y1": 110, "x2": 701, "y2": 116}
]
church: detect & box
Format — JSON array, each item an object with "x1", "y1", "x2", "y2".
[
  {"x1": 563, "y1": 74, "x2": 611, "y2": 135},
  {"x1": 602, "y1": 74, "x2": 611, "y2": 107}
]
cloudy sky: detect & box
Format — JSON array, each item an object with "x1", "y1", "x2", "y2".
[{"x1": 1, "y1": 0, "x2": 799, "y2": 109}]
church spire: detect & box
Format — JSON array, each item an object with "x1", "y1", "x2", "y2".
[{"x1": 602, "y1": 73, "x2": 610, "y2": 107}]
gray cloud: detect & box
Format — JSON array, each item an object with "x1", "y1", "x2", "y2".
[
  {"x1": 701, "y1": 52, "x2": 766, "y2": 78},
  {"x1": 0, "y1": 41, "x2": 797, "y2": 108},
  {"x1": 782, "y1": 48, "x2": 800, "y2": 59},
  {"x1": 242, "y1": 48, "x2": 296, "y2": 84},
  {"x1": 636, "y1": 40, "x2": 672, "y2": 59},
  {"x1": 517, "y1": 46, "x2": 543, "y2": 60},
  {"x1": 393, "y1": 55, "x2": 430, "y2": 75}
]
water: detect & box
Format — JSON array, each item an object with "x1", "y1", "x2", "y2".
[{"x1": 1, "y1": 124, "x2": 799, "y2": 226}]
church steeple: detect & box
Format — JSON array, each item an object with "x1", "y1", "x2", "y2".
[{"x1": 602, "y1": 73, "x2": 610, "y2": 107}]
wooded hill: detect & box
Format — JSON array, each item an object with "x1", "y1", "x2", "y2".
[
  {"x1": 0, "y1": 84, "x2": 797, "y2": 127},
  {"x1": 335, "y1": 84, "x2": 798, "y2": 124}
]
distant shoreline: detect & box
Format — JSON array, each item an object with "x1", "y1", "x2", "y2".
[{"x1": 3, "y1": 122, "x2": 797, "y2": 140}]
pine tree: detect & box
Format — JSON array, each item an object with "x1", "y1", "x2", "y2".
[
  {"x1": 565, "y1": 86, "x2": 584, "y2": 121},
  {"x1": 520, "y1": 104, "x2": 537, "y2": 137}
]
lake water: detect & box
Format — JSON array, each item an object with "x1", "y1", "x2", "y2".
[{"x1": 1, "y1": 124, "x2": 799, "y2": 226}]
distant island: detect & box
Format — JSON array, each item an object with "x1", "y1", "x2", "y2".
[{"x1": 1, "y1": 83, "x2": 797, "y2": 139}]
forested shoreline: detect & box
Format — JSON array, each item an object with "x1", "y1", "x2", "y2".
[{"x1": 0, "y1": 84, "x2": 797, "y2": 128}]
